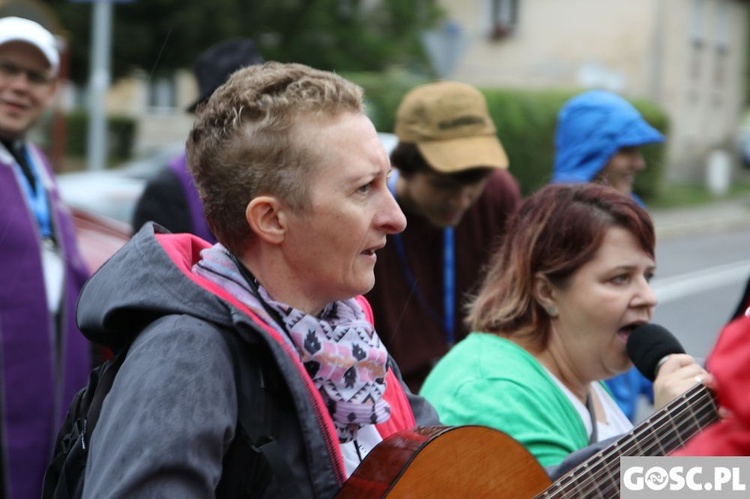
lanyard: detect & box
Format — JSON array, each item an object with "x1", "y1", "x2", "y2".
[
  {"x1": 10, "y1": 144, "x2": 53, "y2": 238},
  {"x1": 442, "y1": 227, "x2": 455, "y2": 344},
  {"x1": 389, "y1": 172, "x2": 456, "y2": 345}
]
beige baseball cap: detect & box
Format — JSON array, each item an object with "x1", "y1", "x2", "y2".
[{"x1": 394, "y1": 81, "x2": 508, "y2": 173}]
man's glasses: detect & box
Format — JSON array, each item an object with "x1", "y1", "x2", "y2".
[{"x1": 0, "y1": 60, "x2": 54, "y2": 87}]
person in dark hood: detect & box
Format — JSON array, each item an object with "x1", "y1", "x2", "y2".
[
  {"x1": 132, "y1": 38, "x2": 264, "y2": 241},
  {"x1": 78, "y1": 62, "x2": 438, "y2": 497},
  {"x1": 552, "y1": 89, "x2": 666, "y2": 422}
]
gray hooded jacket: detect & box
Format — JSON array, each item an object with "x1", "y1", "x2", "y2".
[{"x1": 77, "y1": 224, "x2": 438, "y2": 498}]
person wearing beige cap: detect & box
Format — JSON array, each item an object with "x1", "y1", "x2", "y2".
[
  {"x1": 0, "y1": 16, "x2": 91, "y2": 499},
  {"x1": 365, "y1": 81, "x2": 521, "y2": 392}
]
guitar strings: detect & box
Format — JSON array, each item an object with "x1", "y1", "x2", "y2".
[
  {"x1": 569, "y1": 389, "x2": 718, "y2": 498},
  {"x1": 541, "y1": 404, "x2": 716, "y2": 499},
  {"x1": 554, "y1": 388, "x2": 717, "y2": 498},
  {"x1": 535, "y1": 383, "x2": 719, "y2": 498}
]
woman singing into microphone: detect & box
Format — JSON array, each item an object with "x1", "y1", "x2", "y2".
[{"x1": 420, "y1": 183, "x2": 710, "y2": 468}]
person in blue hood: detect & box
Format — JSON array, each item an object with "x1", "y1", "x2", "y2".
[
  {"x1": 553, "y1": 89, "x2": 664, "y2": 199},
  {"x1": 552, "y1": 89, "x2": 665, "y2": 421}
]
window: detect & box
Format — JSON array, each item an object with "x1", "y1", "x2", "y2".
[
  {"x1": 713, "y1": 0, "x2": 729, "y2": 87},
  {"x1": 715, "y1": 0, "x2": 730, "y2": 51},
  {"x1": 488, "y1": 0, "x2": 519, "y2": 40},
  {"x1": 148, "y1": 77, "x2": 176, "y2": 112},
  {"x1": 690, "y1": 0, "x2": 706, "y2": 46}
]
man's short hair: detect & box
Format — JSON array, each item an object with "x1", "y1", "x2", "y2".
[
  {"x1": 186, "y1": 62, "x2": 365, "y2": 254},
  {"x1": 391, "y1": 142, "x2": 492, "y2": 185}
]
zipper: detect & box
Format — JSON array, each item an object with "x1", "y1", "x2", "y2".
[
  {"x1": 186, "y1": 256, "x2": 349, "y2": 489},
  {"x1": 270, "y1": 332, "x2": 347, "y2": 485},
  {"x1": 233, "y1": 309, "x2": 347, "y2": 486},
  {"x1": 80, "y1": 418, "x2": 88, "y2": 451}
]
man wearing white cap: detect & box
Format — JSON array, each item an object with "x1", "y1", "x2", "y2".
[
  {"x1": 0, "y1": 17, "x2": 90, "y2": 499},
  {"x1": 365, "y1": 81, "x2": 521, "y2": 392}
]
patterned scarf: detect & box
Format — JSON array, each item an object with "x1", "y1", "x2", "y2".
[{"x1": 193, "y1": 244, "x2": 391, "y2": 442}]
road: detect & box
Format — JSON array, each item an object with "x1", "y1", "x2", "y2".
[{"x1": 650, "y1": 226, "x2": 750, "y2": 360}]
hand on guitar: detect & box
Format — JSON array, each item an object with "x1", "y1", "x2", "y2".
[{"x1": 653, "y1": 353, "x2": 713, "y2": 410}]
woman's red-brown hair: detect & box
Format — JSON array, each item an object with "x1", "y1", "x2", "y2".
[{"x1": 466, "y1": 183, "x2": 654, "y2": 347}]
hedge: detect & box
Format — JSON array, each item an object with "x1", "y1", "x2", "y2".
[
  {"x1": 347, "y1": 72, "x2": 669, "y2": 201},
  {"x1": 63, "y1": 111, "x2": 137, "y2": 164}
]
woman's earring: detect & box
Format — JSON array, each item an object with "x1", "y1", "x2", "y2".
[{"x1": 546, "y1": 305, "x2": 557, "y2": 317}]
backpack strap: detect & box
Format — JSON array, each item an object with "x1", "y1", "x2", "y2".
[
  {"x1": 215, "y1": 327, "x2": 306, "y2": 498},
  {"x1": 45, "y1": 315, "x2": 308, "y2": 499},
  {"x1": 42, "y1": 317, "x2": 173, "y2": 499},
  {"x1": 84, "y1": 347, "x2": 129, "y2": 446},
  {"x1": 51, "y1": 352, "x2": 129, "y2": 498}
]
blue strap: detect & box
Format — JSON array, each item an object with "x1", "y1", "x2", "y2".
[
  {"x1": 388, "y1": 170, "x2": 456, "y2": 345},
  {"x1": 443, "y1": 227, "x2": 455, "y2": 345},
  {"x1": 11, "y1": 144, "x2": 53, "y2": 238}
]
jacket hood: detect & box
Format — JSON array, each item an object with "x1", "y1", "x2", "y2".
[
  {"x1": 552, "y1": 90, "x2": 664, "y2": 184},
  {"x1": 77, "y1": 224, "x2": 241, "y2": 350}
]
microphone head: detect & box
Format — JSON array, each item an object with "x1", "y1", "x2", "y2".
[{"x1": 626, "y1": 323, "x2": 685, "y2": 382}]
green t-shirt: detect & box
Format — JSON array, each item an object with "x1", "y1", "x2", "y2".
[{"x1": 420, "y1": 332, "x2": 590, "y2": 468}]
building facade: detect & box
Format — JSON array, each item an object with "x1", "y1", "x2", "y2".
[{"x1": 434, "y1": 0, "x2": 749, "y2": 183}]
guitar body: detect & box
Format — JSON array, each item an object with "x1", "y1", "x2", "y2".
[
  {"x1": 337, "y1": 384, "x2": 718, "y2": 498},
  {"x1": 337, "y1": 425, "x2": 551, "y2": 498}
]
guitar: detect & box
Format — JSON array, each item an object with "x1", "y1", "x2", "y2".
[{"x1": 337, "y1": 382, "x2": 718, "y2": 498}]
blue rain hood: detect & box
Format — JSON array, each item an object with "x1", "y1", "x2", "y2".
[{"x1": 552, "y1": 90, "x2": 664, "y2": 184}]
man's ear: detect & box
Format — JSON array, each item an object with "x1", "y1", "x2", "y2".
[
  {"x1": 533, "y1": 273, "x2": 559, "y2": 318},
  {"x1": 245, "y1": 196, "x2": 286, "y2": 244}
]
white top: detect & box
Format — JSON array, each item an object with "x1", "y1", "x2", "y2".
[
  {"x1": 340, "y1": 424, "x2": 382, "y2": 477},
  {"x1": 546, "y1": 369, "x2": 633, "y2": 443}
]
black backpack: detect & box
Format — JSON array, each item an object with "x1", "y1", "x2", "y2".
[{"x1": 42, "y1": 318, "x2": 302, "y2": 498}]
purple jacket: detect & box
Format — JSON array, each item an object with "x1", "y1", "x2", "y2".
[
  {"x1": 0, "y1": 143, "x2": 91, "y2": 499},
  {"x1": 169, "y1": 153, "x2": 215, "y2": 242}
]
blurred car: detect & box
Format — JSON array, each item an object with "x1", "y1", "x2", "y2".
[
  {"x1": 58, "y1": 143, "x2": 185, "y2": 225},
  {"x1": 60, "y1": 134, "x2": 399, "y2": 272},
  {"x1": 58, "y1": 143, "x2": 184, "y2": 272},
  {"x1": 68, "y1": 208, "x2": 132, "y2": 274}
]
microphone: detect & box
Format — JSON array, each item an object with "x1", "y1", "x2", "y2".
[{"x1": 626, "y1": 323, "x2": 685, "y2": 382}]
